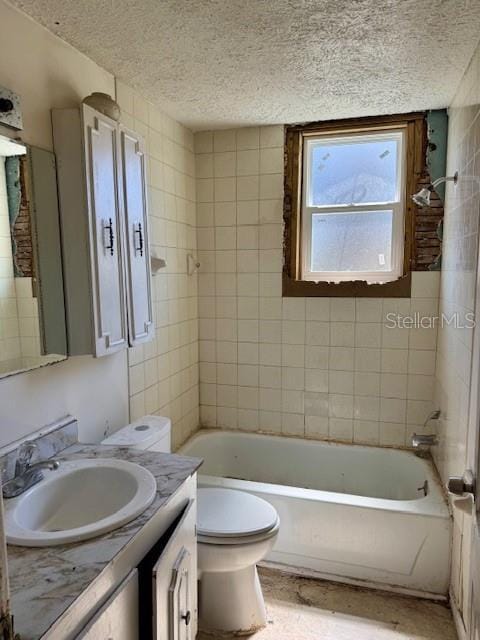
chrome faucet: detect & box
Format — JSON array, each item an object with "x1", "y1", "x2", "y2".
[
  {"x1": 411, "y1": 410, "x2": 440, "y2": 457},
  {"x1": 411, "y1": 433, "x2": 438, "y2": 448},
  {"x1": 2, "y1": 442, "x2": 60, "y2": 499}
]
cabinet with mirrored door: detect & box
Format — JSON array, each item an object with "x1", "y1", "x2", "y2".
[{"x1": 0, "y1": 133, "x2": 67, "y2": 380}]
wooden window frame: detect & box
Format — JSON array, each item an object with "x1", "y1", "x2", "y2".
[{"x1": 283, "y1": 112, "x2": 426, "y2": 297}]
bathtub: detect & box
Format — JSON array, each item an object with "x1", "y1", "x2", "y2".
[{"x1": 181, "y1": 430, "x2": 451, "y2": 598}]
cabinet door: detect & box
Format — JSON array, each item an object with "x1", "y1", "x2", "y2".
[
  {"x1": 82, "y1": 105, "x2": 128, "y2": 356},
  {"x1": 153, "y1": 500, "x2": 197, "y2": 640},
  {"x1": 76, "y1": 570, "x2": 138, "y2": 639},
  {"x1": 118, "y1": 125, "x2": 154, "y2": 346}
]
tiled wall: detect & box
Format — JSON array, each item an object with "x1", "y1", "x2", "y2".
[
  {"x1": 13, "y1": 277, "x2": 64, "y2": 370},
  {"x1": 0, "y1": 159, "x2": 21, "y2": 374},
  {"x1": 14, "y1": 277, "x2": 40, "y2": 367},
  {"x1": 116, "y1": 82, "x2": 199, "y2": 450},
  {"x1": 195, "y1": 128, "x2": 440, "y2": 446},
  {"x1": 434, "y1": 39, "x2": 480, "y2": 632}
]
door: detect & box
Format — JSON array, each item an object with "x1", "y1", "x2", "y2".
[
  {"x1": 153, "y1": 500, "x2": 197, "y2": 640},
  {"x1": 76, "y1": 570, "x2": 139, "y2": 639},
  {"x1": 82, "y1": 104, "x2": 128, "y2": 356},
  {"x1": 118, "y1": 125, "x2": 154, "y2": 346},
  {"x1": 469, "y1": 396, "x2": 480, "y2": 638},
  {"x1": 464, "y1": 245, "x2": 480, "y2": 639},
  {"x1": 466, "y1": 426, "x2": 480, "y2": 639}
]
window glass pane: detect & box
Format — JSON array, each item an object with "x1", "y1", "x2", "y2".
[
  {"x1": 309, "y1": 135, "x2": 399, "y2": 206},
  {"x1": 311, "y1": 210, "x2": 393, "y2": 273}
]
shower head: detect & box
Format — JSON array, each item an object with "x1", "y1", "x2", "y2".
[
  {"x1": 411, "y1": 172, "x2": 458, "y2": 207},
  {"x1": 412, "y1": 186, "x2": 432, "y2": 207}
]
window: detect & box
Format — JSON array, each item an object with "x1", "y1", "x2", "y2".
[
  {"x1": 284, "y1": 113, "x2": 426, "y2": 297},
  {"x1": 302, "y1": 129, "x2": 405, "y2": 283}
]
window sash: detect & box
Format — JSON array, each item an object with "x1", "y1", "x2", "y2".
[
  {"x1": 301, "y1": 128, "x2": 406, "y2": 284},
  {"x1": 305, "y1": 130, "x2": 405, "y2": 208},
  {"x1": 302, "y1": 203, "x2": 404, "y2": 283}
]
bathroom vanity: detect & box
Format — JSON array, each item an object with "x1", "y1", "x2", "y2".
[{"x1": 3, "y1": 432, "x2": 202, "y2": 640}]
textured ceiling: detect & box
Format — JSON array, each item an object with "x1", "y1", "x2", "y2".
[{"x1": 8, "y1": 0, "x2": 480, "y2": 130}]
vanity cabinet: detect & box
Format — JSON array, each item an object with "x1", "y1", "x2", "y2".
[
  {"x1": 76, "y1": 570, "x2": 139, "y2": 640},
  {"x1": 152, "y1": 500, "x2": 197, "y2": 640},
  {"x1": 72, "y1": 497, "x2": 197, "y2": 640},
  {"x1": 52, "y1": 104, "x2": 153, "y2": 357}
]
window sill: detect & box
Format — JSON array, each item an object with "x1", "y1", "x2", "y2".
[{"x1": 282, "y1": 271, "x2": 412, "y2": 298}]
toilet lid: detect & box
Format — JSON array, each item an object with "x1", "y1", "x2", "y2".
[{"x1": 197, "y1": 488, "x2": 278, "y2": 538}]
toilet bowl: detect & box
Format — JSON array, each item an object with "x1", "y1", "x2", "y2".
[{"x1": 197, "y1": 487, "x2": 279, "y2": 635}]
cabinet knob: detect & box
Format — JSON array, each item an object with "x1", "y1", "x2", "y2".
[{"x1": 181, "y1": 610, "x2": 191, "y2": 626}]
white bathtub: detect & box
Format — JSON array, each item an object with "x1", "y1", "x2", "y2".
[{"x1": 181, "y1": 430, "x2": 451, "y2": 598}]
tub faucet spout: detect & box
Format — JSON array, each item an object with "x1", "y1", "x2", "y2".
[
  {"x1": 411, "y1": 433, "x2": 438, "y2": 458},
  {"x1": 412, "y1": 433, "x2": 438, "y2": 447}
]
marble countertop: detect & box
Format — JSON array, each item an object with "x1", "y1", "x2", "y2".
[{"x1": 7, "y1": 444, "x2": 202, "y2": 640}]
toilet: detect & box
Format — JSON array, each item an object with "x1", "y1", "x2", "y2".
[
  {"x1": 102, "y1": 418, "x2": 280, "y2": 635},
  {"x1": 197, "y1": 487, "x2": 280, "y2": 635},
  {"x1": 101, "y1": 415, "x2": 172, "y2": 452}
]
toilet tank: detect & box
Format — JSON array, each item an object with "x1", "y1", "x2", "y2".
[{"x1": 101, "y1": 416, "x2": 171, "y2": 453}]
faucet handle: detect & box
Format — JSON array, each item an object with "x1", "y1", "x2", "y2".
[{"x1": 16, "y1": 442, "x2": 37, "y2": 472}]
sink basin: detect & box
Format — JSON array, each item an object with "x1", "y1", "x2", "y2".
[{"x1": 4, "y1": 458, "x2": 157, "y2": 547}]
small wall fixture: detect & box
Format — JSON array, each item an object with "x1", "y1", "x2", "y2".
[
  {"x1": 0, "y1": 85, "x2": 22, "y2": 130},
  {"x1": 187, "y1": 253, "x2": 200, "y2": 276},
  {"x1": 412, "y1": 172, "x2": 458, "y2": 207},
  {"x1": 150, "y1": 255, "x2": 166, "y2": 276}
]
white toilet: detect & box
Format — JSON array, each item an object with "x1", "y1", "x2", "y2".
[
  {"x1": 101, "y1": 415, "x2": 172, "y2": 452},
  {"x1": 102, "y1": 418, "x2": 280, "y2": 635},
  {"x1": 197, "y1": 487, "x2": 280, "y2": 635}
]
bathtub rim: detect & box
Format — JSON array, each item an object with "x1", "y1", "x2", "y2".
[{"x1": 180, "y1": 429, "x2": 450, "y2": 520}]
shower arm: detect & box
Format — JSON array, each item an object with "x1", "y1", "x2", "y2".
[
  {"x1": 431, "y1": 174, "x2": 457, "y2": 189},
  {"x1": 428, "y1": 172, "x2": 458, "y2": 192}
]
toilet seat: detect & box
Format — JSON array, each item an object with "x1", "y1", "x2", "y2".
[
  {"x1": 197, "y1": 520, "x2": 280, "y2": 545},
  {"x1": 197, "y1": 488, "x2": 279, "y2": 544}
]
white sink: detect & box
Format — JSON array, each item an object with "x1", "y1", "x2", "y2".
[{"x1": 4, "y1": 458, "x2": 157, "y2": 547}]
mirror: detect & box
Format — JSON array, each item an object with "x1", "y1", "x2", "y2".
[{"x1": 0, "y1": 134, "x2": 67, "y2": 378}]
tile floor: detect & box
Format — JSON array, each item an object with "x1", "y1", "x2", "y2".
[{"x1": 197, "y1": 568, "x2": 457, "y2": 640}]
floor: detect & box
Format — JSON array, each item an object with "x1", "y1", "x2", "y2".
[{"x1": 197, "y1": 568, "x2": 458, "y2": 640}]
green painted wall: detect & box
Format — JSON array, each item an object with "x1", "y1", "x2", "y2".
[{"x1": 426, "y1": 109, "x2": 448, "y2": 201}]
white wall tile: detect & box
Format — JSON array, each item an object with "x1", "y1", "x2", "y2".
[
  {"x1": 260, "y1": 126, "x2": 284, "y2": 148},
  {"x1": 306, "y1": 415, "x2": 329, "y2": 438},
  {"x1": 281, "y1": 412, "x2": 304, "y2": 436},
  {"x1": 214, "y1": 130, "x2": 236, "y2": 152},
  {"x1": 236, "y1": 128, "x2": 260, "y2": 150},
  {"x1": 329, "y1": 418, "x2": 353, "y2": 442},
  {"x1": 195, "y1": 127, "x2": 439, "y2": 456}
]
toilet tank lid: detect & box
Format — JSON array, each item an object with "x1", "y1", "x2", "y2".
[{"x1": 101, "y1": 416, "x2": 171, "y2": 449}]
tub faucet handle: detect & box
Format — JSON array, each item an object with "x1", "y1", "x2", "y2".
[
  {"x1": 423, "y1": 409, "x2": 441, "y2": 427},
  {"x1": 447, "y1": 469, "x2": 475, "y2": 496}
]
